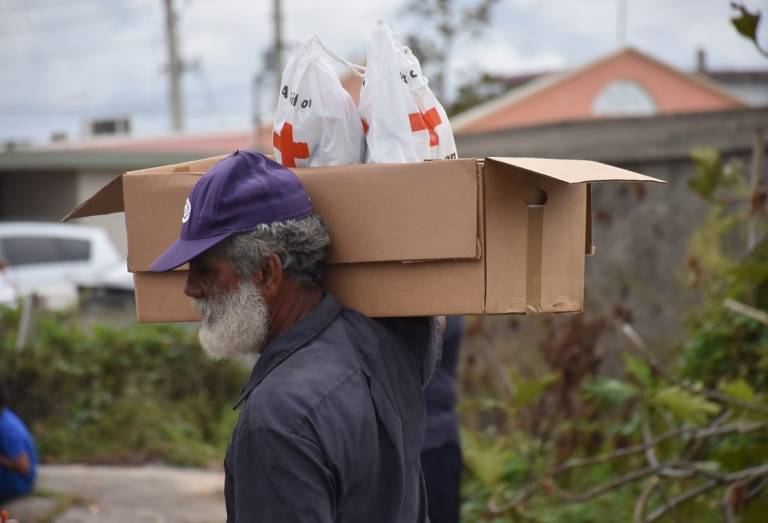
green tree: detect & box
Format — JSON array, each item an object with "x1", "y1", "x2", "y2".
[{"x1": 400, "y1": 0, "x2": 500, "y2": 100}]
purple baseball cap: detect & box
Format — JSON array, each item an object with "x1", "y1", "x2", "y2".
[{"x1": 149, "y1": 150, "x2": 313, "y2": 272}]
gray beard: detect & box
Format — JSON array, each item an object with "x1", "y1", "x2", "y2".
[{"x1": 194, "y1": 280, "x2": 269, "y2": 359}]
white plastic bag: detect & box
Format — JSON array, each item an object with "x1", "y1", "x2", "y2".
[
  {"x1": 273, "y1": 36, "x2": 365, "y2": 167},
  {"x1": 359, "y1": 22, "x2": 457, "y2": 163}
]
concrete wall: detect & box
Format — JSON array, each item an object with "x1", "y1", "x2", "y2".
[
  {"x1": 0, "y1": 168, "x2": 128, "y2": 257},
  {"x1": 0, "y1": 170, "x2": 77, "y2": 221}
]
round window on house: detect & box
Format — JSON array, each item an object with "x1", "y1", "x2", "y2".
[{"x1": 592, "y1": 79, "x2": 658, "y2": 116}]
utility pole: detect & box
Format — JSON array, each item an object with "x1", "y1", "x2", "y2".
[
  {"x1": 251, "y1": 73, "x2": 265, "y2": 150},
  {"x1": 273, "y1": 0, "x2": 284, "y2": 95},
  {"x1": 163, "y1": 0, "x2": 184, "y2": 132},
  {"x1": 616, "y1": 0, "x2": 627, "y2": 48}
]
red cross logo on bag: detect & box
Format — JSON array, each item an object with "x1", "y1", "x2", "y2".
[
  {"x1": 408, "y1": 108, "x2": 442, "y2": 147},
  {"x1": 273, "y1": 122, "x2": 310, "y2": 167}
]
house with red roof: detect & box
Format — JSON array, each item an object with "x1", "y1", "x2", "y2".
[{"x1": 451, "y1": 47, "x2": 748, "y2": 134}]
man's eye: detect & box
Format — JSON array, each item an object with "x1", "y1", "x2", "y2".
[{"x1": 191, "y1": 261, "x2": 211, "y2": 274}]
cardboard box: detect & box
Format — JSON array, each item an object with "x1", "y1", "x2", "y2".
[{"x1": 65, "y1": 156, "x2": 663, "y2": 322}]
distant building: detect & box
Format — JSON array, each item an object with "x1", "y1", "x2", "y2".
[
  {"x1": 451, "y1": 47, "x2": 750, "y2": 134},
  {"x1": 0, "y1": 150, "x2": 201, "y2": 256},
  {"x1": 42, "y1": 129, "x2": 263, "y2": 156},
  {"x1": 694, "y1": 47, "x2": 768, "y2": 107},
  {"x1": 699, "y1": 70, "x2": 768, "y2": 107}
]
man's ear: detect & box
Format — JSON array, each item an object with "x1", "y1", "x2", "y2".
[{"x1": 255, "y1": 253, "x2": 284, "y2": 298}]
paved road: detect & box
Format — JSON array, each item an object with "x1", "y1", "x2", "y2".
[{"x1": 4, "y1": 465, "x2": 226, "y2": 523}]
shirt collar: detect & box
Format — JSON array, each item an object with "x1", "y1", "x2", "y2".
[{"x1": 233, "y1": 293, "x2": 343, "y2": 409}]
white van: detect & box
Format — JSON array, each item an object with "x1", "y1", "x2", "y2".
[{"x1": 0, "y1": 222, "x2": 132, "y2": 309}]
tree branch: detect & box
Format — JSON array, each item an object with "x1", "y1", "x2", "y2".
[
  {"x1": 644, "y1": 465, "x2": 768, "y2": 522},
  {"x1": 633, "y1": 478, "x2": 659, "y2": 523},
  {"x1": 748, "y1": 476, "x2": 768, "y2": 498},
  {"x1": 721, "y1": 480, "x2": 742, "y2": 523},
  {"x1": 489, "y1": 422, "x2": 768, "y2": 516},
  {"x1": 723, "y1": 297, "x2": 768, "y2": 325},
  {"x1": 641, "y1": 408, "x2": 660, "y2": 468},
  {"x1": 644, "y1": 479, "x2": 720, "y2": 522},
  {"x1": 621, "y1": 323, "x2": 768, "y2": 415},
  {"x1": 556, "y1": 420, "x2": 767, "y2": 474},
  {"x1": 549, "y1": 465, "x2": 663, "y2": 503}
]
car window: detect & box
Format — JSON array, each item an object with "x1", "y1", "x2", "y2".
[
  {"x1": 56, "y1": 238, "x2": 91, "y2": 262},
  {"x1": 1, "y1": 237, "x2": 91, "y2": 266}
]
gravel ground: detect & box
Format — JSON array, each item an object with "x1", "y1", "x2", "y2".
[{"x1": 3, "y1": 465, "x2": 226, "y2": 523}]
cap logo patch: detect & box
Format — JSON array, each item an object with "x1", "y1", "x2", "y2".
[{"x1": 182, "y1": 198, "x2": 191, "y2": 223}]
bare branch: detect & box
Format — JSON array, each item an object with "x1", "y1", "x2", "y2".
[
  {"x1": 748, "y1": 476, "x2": 768, "y2": 498},
  {"x1": 721, "y1": 480, "x2": 742, "y2": 523},
  {"x1": 696, "y1": 420, "x2": 767, "y2": 438},
  {"x1": 556, "y1": 427, "x2": 688, "y2": 472},
  {"x1": 644, "y1": 479, "x2": 720, "y2": 522},
  {"x1": 684, "y1": 410, "x2": 732, "y2": 461},
  {"x1": 723, "y1": 297, "x2": 768, "y2": 325},
  {"x1": 633, "y1": 478, "x2": 659, "y2": 523},
  {"x1": 489, "y1": 422, "x2": 768, "y2": 517},
  {"x1": 640, "y1": 409, "x2": 695, "y2": 480},
  {"x1": 645, "y1": 465, "x2": 768, "y2": 522},
  {"x1": 557, "y1": 420, "x2": 767, "y2": 474},
  {"x1": 487, "y1": 481, "x2": 539, "y2": 515},
  {"x1": 725, "y1": 463, "x2": 768, "y2": 482},
  {"x1": 641, "y1": 408, "x2": 660, "y2": 468},
  {"x1": 550, "y1": 465, "x2": 663, "y2": 503}
]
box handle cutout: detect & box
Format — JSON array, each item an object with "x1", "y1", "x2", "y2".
[
  {"x1": 524, "y1": 187, "x2": 548, "y2": 207},
  {"x1": 524, "y1": 186, "x2": 546, "y2": 313},
  {"x1": 525, "y1": 205, "x2": 544, "y2": 313}
]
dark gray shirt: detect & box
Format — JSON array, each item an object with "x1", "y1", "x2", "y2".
[{"x1": 224, "y1": 294, "x2": 441, "y2": 522}]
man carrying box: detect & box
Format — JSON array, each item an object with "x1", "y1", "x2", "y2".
[{"x1": 149, "y1": 150, "x2": 440, "y2": 522}]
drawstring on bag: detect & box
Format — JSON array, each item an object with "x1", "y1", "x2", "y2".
[{"x1": 310, "y1": 34, "x2": 366, "y2": 79}]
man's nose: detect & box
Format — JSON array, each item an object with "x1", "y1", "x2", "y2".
[{"x1": 184, "y1": 272, "x2": 204, "y2": 299}]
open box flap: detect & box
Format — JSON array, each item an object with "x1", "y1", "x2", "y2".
[
  {"x1": 62, "y1": 174, "x2": 124, "y2": 221},
  {"x1": 125, "y1": 154, "x2": 228, "y2": 176},
  {"x1": 61, "y1": 154, "x2": 231, "y2": 223},
  {"x1": 125, "y1": 158, "x2": 482, "y2": 272},
  {"x1": 487, "y1": 157, "x2": 666, "y2": 184}
]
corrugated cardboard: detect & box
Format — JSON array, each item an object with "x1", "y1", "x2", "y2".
[{"x1": 64, "y1": 156, "x2": 663, "y2": 322}]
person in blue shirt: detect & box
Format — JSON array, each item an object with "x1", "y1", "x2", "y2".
[
  {"x1": 421, "y1": 315, "x2": 465, "y2": 523},
  {"x1": 0, "y1": 383, "x2": 37, "y2": 504}
]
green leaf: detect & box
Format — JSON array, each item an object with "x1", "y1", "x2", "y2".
[
  {"x1": 509, "y1": 369, "x2": 558, "y2": 409},
  {"x1": 460, "y1": 430, "x2": 514, "y2": 488},
  {"x1": 652, "y1": 386, "x2": 720, "y2": 425},
  {"x1": 718, "y1": 378, "x2": 755, "y2": 402},
  {"x1": 759, "y1": 349, "x2": 768, "y2": 373},
  {"x1": 731, "y1": 2, "x2": 760, "y2": 41},
  {"x1": 583, "y1": 378, "x2": 639, "y2": 405},
  {"x1": 624, "y1": 353, "x2": 653, "y2": 386},
  {"x1": 688, "y1": 148, "x2": 724, "y2": 200}
]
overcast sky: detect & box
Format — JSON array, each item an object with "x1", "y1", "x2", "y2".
[{"x1": 1, "y1": 0, "x2": 766, "y2": 144}]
